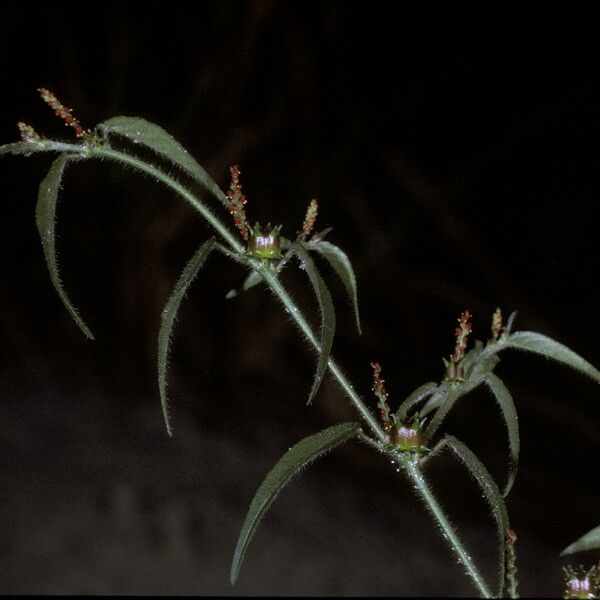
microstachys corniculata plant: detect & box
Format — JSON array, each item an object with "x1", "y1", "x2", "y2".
[{"x1": 2, "y1": 88, "x2": 600, "y2": 597}]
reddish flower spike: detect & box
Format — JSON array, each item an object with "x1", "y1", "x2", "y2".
[
  {"x1": 451, "y1": 310, "x2": 472, "y2": 364},
  {"x1": 226, "y1": 165, "x2": 249, "y2": 240},
  {"x1": 17, "y1": 122, "x2": 40, "y2": 142},
  {"x1": 491, "y1": 307, "x2": 503, "y2": 341},
  {"x1": 37, "y1": 87, "x2": 86, "y2": 138},
  {"x1": 371, "y1": 361, "x2": 392, "y2": 431},
  {"x1": 298, "y1": 198, "x2": 318, "y2": 240}
]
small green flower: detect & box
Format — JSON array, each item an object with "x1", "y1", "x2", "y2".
[
  {"x1": 247, "y1": 222, "x2": 282, "y2": 260},
  {"x1": 389, "y1": 415, "x2": 429, "y2": 454}
]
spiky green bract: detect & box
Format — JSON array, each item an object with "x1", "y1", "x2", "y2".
[
  {"x1": 36, "y1": 154, "x2": 94, "y2": 340},
  {"x1": 484, "y1": 373, "x2": 519, "y2": 497},
  {"x1": 230, "y1": 422, "x2": 360, "y2": 585},
  {"x1": 158, "y1": 237, "x2": 216, "y2": 436},
  {"x1": 561, "y1": 524, "x2": 600, "y2": 555},
  {"x1": 505, "y1": 331, "x2": 600, "y2": 384},
  {"x1": 431, "y1": 435, "x2": 509, "y2": 597},
  {"x1": 396, "y1": 381, "x2": 438, "y2": 421},
  {"x1": 99, "y1": 117, "x2": 228, "y2": 207},
  {"x1": 290, "y1": 242, "x2": 336, "y2": 404},
  {"x1": 310, "y1": 240, "x2": 362, "y2": 334}
]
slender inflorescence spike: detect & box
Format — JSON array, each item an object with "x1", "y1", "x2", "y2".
[
  {"x1": 492, "y1": 307, "x2": 503, "y2": 342},
  {"x1": 452, "y1": 310, "x2": 472, "y2": 363},
  {"x1": 226, "y1": 164, "x2": 249, "y2": 240},
  {"x1": 17, "y1": 122, "x2": 41, "y2": 142},
  {"x1": 298, "y1": 198, "x2": 318, "y2": 240},
  {"x1": 505, "y1": 528, "x2": 518, "y2": 598},
  {"x1": 371, "y1": 361, "x2": 393, "y2": 432},
  {"x1": 37, "y1": 87, "x2": 86, "y2": 138}
]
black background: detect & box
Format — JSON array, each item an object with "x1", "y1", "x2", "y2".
[{"x1": 1, "y1": 3, "x2": 599, "y2": 596}]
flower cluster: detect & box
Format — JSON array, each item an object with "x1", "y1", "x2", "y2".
[
  {"x1": 17, "y1": 122, "x2": 41, "y2": 143},
  {"x1": 298, "y1": 198, "x2": 318, "y2": 240},
  {"x1": 563, "y1": 564, "x2": 600, "y2": 599},
  {"x1": 491, "y1": 307, "x2": 503, "y2": 342},
  {"x1": 226, "y1": 165, "x2": 249, "y2": 240},
  {"x1": 37, "y1": 87, "x2": 86, "y2": 138},
  {"x1": 370, "y1": 362, "x2": 392, "y2": 432},
  {"x1": 445, "y1": 310, "x2": 472, "y2": 382}
]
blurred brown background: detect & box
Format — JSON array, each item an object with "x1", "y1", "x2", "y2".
[{"x1": 0, "y1": 2, "x2": 599, "y2": 596}]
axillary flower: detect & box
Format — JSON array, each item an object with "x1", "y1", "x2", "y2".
[{"x1": 247, "y1": 222, "x2": 282, "y2": 260}]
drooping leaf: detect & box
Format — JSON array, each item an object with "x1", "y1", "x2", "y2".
[
  {"x1": 396, "y1": 381, "x2": 438, "y2": 421},
  {"x1": 230, "y1": 422, "x2": 360, "y2": 585},
  {"x1": 506, "y1": 331, "x2": 600, "y2": 384},
  {"x1": 484, "y1": 373, "x2": 519, "y2": 497},
  {"x1": 158, "y1": 237, "x2": 216, "y2": 436},
  {"x1": 99, "y1": 117, "x2": 228, "y2": 207},
  {"x1": 225, "y1": 269, "x2": 264, "y2": 299},
  {"x1": 440, "y1": 435, "x2": 510, "y2": 597},
  {"x1": 311, "y1": 240, "x2": 362, "y2": 334},
  {"x1": 290, "y1": 242, "x2": 336, "y2": 404},
  {"x1": 561, "y1": 524, "x2": 600, "y2": 555},
  {"x1": 36, "y1": 154, "x2": 94, "y2": 340}
]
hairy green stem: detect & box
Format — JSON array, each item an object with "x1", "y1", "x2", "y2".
[
  {"x1": 358, "y1": 433, "x2": 492, "y2": 598},
  {"x1": 402, "y1": 457, "x2": 493, "y2": 598}
]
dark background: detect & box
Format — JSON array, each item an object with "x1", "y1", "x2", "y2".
[{"x1": 1, "y1": 2, "x2": 599, "y2": 596}]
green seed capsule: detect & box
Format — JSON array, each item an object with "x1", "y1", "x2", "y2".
[{"x1": 247, "y1": 223, "x2": 282, "y2": 260}]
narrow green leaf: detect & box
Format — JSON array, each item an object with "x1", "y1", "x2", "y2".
[
  {"x1": 158, "y1": 237, "x2": 216, "y2": 436},
  {"x1": 396, "y1": 381, "x2": 438, "y2": 421},
  {"x1": 506, "y1": 331, "x2": 600, "y2": 384},
  {"x1": 423, "y1": 375, "x2": 485, "y2": 443},
  {"x1": 311, "y1": 240, "x2": 362, "y2": 334},
  {"x1": 504, "y1": 310, "x2": 517, "y2": 335},
  {"x1": 441, "y1": 435, "x2": 510, "y2": 597},
  {"x1": 419, "y1": 384, "x2": 448, "y2": 417},
  {"x1": 290, "y1": 242, "x2": 336, "y2": 404},
  {"x1": 99, "y1": 117, "x2": 228, "y2": 207},
  {"x1": 561, "y1": 524, "x2": 600, "y2": 555},
  {"x1": 230, "y1": 422, "x2": 360, "y2": 585},
  {"x1": 36, "y1": 154, "x2": 94, "y2": 340},
  {"x1": 225, "y1": 270, "x2": 264, "y2": 299},
  {"x1": 0, "y1": 141, "x2": 54, "y2": 157},
  {"x1": 484, "y1": 373, "x2": 520, "y2": 497}
]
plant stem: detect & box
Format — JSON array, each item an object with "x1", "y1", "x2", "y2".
[
  {"x1": 260, "y1": 266, "x2": 386, "y2": 442},
  {"x1": 402, "y1": 456, "x2": 493, "y2": 598}
]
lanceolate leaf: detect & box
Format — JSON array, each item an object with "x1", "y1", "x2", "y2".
[
  {"x1": 396, "y1": 381, "x2": 438, "y2": 421},
  {"x1": 484, "y1": 373, "x2": 519, "y2": 497},
  {"x1": 158, "y1": 237, "x2": 216, "y2": 436},
  {"x1": 230, "y1": 422, "x2": 360, "y2": 585},
  {"x1": 99, "y1": 117, "x2": 228, "y2": 207},
  {"x1": 311, "y1": 240, "x2": 362, "y2": 334},
  {"x1": 423, "y1": 375, "x2": 485, "y2": 443},
  {"x1": 506, "y1": 331, "x2": 600, "y2": 384},
  {"x1": 561, "y1": 524, "x2": 600, "y2": 555},
  {"x1": 36, "y1": 154, "x2": 94, "y2": 340},
  {"x1": 419, "y1": 383, "x2": 448, "y2": 417},
  {"x1": 441, "y1": 435, "x2": 510, "y2": 597},
  {"x1": 290, "y1": 242, "x2": 336, "y2": 404}
]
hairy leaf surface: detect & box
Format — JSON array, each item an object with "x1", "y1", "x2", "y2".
[
  {"x1": 158, "y1": 237, "x2": 216, "y2": 436},
  {"x1": 561, "y1": 524, "x2": 600, "y2": 555},
  {"x1": 231, "y1": 422, "x2": 360, "y2": 585},
  {"x1": 100, "y1": 117, "x2": 228, "y2": 206},
  {"x1": 290, "y1": 242, "x2": 336, "y2": 404},
  {"x1": 36, "y1": 154, "x2": 94, "y2": 340},
  {"x1": 311, "y1": 240, "x2": 361, "y2": 334},
  {"x1": 396, "y1": 382, "x2": 438, "y2": 421}
]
